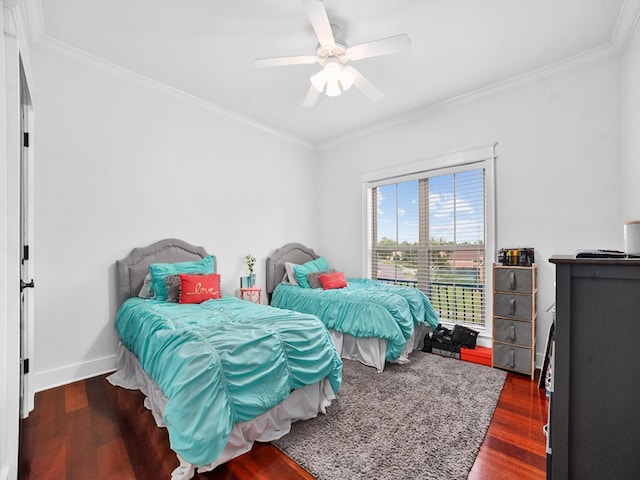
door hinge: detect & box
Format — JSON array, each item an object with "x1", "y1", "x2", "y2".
[
  {"x1": 23, "y1": 358, "x2": 30, "y2": 374},
  {"x1": 20, "y1": 279, "x2": 35, "y2": 291},
  {"x1": 23, "y1": 132, "x2": 29, "y2": 148},
  {"x1": 23, "y1": 244, "x2": 29, "y2": 261}
]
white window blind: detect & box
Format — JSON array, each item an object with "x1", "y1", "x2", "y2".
[{"x1": 367, "y1": 148, "x2": 494, "y2": 327}]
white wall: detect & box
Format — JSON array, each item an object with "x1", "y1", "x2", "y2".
[
  {"x1": 622, "y1": 19, "x2": 640, "y2": 222},
  {"x1": 30, "y1": 47, "x2": 318, "y2": 391},
  {"x1": 316, "y1": 59, "x2": 623, "y2": 366}
]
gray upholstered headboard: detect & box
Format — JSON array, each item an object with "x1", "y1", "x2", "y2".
[
  {"x1": 265, "y1": 243, "x2": 319, "y2": 299},
  {"x1": 115, "y1": 238, "x2": 210, "y2": 309}
]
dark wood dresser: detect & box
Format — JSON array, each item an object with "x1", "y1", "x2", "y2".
[{"x1": 547, "y1": 256, "x2": 640, "y2": 479}]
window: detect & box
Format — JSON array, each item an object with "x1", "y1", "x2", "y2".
[{"x1": 366, "y1": 146, "x2": 495, "y2": 328}]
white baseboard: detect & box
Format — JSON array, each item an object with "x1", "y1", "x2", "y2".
[
  {"x1": 535, "y1": 352, "x2": 546, "y2": 370},
  {"x1": 33, "y1": 355, "x2": 116, "y2": 392},
  {"x1": 475, "y1": 334, "x2": 492, "y2": 349}
]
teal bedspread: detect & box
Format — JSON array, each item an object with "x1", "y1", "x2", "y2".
[
  {"x1": 115, "y1": 296, "x2": 342, "y2": 466},
  {"x1": 270, "y1": 278, "x2": 439, "y2": 362}
]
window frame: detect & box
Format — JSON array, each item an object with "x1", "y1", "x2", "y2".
[{"x1": 362, "y1": 144, "x2": 497, "y2": 332}]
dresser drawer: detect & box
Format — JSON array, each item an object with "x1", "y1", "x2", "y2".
[
  {"x1": 493, "y1": 293, "x2": 532, "y2": 320},
  {"x1": 493, "y1": 343, "x2": 532, "y2": 375},
  {"x1": 494, "y1": 268, "x2": 533, "y2": 293},
  {"x1": 493, "y1": 318, "x2": 532, "y2": 346}
]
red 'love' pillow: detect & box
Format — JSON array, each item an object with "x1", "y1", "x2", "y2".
[
  {"x1": 318, "y1": 272, "x2": 347, "y2": 290},
  {"x1": 179, "y1": 273, "x2": 222, "y2": 304}
]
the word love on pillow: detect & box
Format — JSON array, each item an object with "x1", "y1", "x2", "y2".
[{"x1": 178, "y1": 273, "x2": 222, "y2": 304}]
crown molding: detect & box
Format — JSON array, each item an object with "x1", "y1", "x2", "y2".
[
  {"x1": 21, "y1": 0, "x2": 43, "y2": 46},
  {"x1": 32, "y1": 35, "x2": 315, "y2": 151},
  {"x1": 3, "y1": 0, "x2": 37, "y2": 94},
  {"x1": 319, "y1": 0, "x2": 640, "y2": 151},
  {"x1": 612, "y1": 0, "x2": 640, "y2": 53},
  {"x1": 20, "y1": 0, "x2": 640, "y2": 153},
  {"x1": 21, "y1": 1, "x2": 313, "y2": 149},
  {"x1": 319, "y1": 41, "x2": 622, "y2": 151},
  {"x1": 3, "y1": 0, "x2": 21, "y2": 36},
  {"x1": 4, "y1": 0, "x2": 43, "y2": 45}
]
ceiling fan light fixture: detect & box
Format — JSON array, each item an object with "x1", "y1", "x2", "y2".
[
  {"x1": 311, "y1": 59, "x2": 354, "y2": 97},
  {"x1": 323, "y1": 60, "x2": 342, "y2": 81},
  {"x1": 338, "y1": 67, "x2": 355, "y2": 91},
  {"x1": 325, "y1": 79, "x2": 342, "y2": 97},
  {"x1": 310, "y1": 70, "x2": 326, "y2": 92},
  {"x1": 254, "y1": 0, "x2": 410, "y2": 107}
]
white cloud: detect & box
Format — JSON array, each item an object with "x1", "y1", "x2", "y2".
[{"x1": 430, "y1": 192, "x2": 475, "y2": 218}]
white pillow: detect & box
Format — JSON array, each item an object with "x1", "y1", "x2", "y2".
[{"x1": 284, "y1": 262, "x2": 299, "y2": 286}]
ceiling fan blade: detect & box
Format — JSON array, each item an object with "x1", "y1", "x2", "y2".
[
  {"x1": 343, "y1": 66, "x2": 383, "y2": 102},
  {"x1": 347, "y1": 34, "x2": 411, "y2": 61},
  {"x1": 302, "y1": 85, "x2": 321, "y2": 107},
  {"x1": 302, "y1": 0, "x2": 335, "y2": 47},
  {"x1": 254, "y1": 55, "x2": 319, "y2": 68}
]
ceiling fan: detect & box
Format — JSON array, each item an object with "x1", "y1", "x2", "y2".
[{"x1": 254, "y1": 0, "x2": 411, "y2": 107}]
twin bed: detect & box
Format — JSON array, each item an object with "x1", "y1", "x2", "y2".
[
  {"x1": 108, "y1": 238, "x2": 438, "y2": 479},
  {"x1": 107, "y1": 239, "x2": 341, "y2": 480},
  {"x1": 266, "y1": 242, "x2": 439, "y2": 372}
]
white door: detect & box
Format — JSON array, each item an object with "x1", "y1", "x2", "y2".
[{"x1": 19, "y1": 60, "x2": 35, "y2": 417}]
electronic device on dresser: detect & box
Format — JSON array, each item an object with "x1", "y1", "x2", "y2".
[{"x1": 547, "y1": 255, "x2": 640, "y2": 479}]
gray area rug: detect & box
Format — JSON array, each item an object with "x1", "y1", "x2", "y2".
[{"x1": 274, "y1": 352, "x2": 507, "y2": 480}]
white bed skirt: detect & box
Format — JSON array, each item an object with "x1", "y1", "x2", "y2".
[
  {"x1": 107, "y1": 343, "x2": 336, "y2": 480},
  {"x1": 329, "y1": 323, "x2": 429, "y2": 373}
]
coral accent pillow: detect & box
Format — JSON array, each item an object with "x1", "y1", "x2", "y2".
[
  {"x1": 178, "y1": 273, "x2": 222, "y2": 304},
  {"x1": 318, "y1": 272, "x2": 347, "y2": 290},
  {"x1": 307, "y1": 269, "x2": 337, "y2": 289}
]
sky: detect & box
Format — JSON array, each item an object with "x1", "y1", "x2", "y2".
[{"x1": 376, "y1": 169, "x2": 484, "y2": 245}]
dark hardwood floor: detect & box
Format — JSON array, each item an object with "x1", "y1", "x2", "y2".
[{"x1": 19, "y1": 367, "x2": 547, "y2": 480}]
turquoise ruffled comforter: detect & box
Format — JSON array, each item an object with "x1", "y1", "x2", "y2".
[
  {"x1": 271, "y1": 278, "x2": 439, "y2": 362},
  {"x1": 115, "y1": 296, "x2": 342, "y2": 466}
]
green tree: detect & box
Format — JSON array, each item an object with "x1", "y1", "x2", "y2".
[
  {"x1": 429, "y1": 249, "x2": 451, "y2": 282},
  {"x1": 378, "y1": 237, "x2": 398, "y2": 246}
]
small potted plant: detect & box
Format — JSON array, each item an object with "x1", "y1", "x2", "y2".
[{"x1": 245, "y1": 254, "x2": 256, "y2": 287}]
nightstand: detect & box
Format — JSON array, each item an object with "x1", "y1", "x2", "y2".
[{"x1": 240, "y1": 287, "x2": 262, "y2": 304}]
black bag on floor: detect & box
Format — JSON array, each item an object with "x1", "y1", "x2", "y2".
[
  {"x1": 431, "y1": 341, "x2": 461, "y2": 359},
  {"x1": 432, "y1": 324, "x2": 453, "y2": 345},
  {"x1": 422, "y1": 333, "x2": 432, "y2": 353},
  {"x1": 451, "y1": 324, "x2": 479, "y2": 349}
]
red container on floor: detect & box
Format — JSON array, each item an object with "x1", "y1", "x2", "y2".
[{"x1": 460, "y1": 346, "x2": 492, "y2": 366}]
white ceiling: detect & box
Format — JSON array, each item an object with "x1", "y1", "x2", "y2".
[{"x1": 25, "y1": 0, "x2": 639, "y2": 146}]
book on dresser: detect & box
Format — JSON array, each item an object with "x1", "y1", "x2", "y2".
[{"x1": 492, "y1": 263, "x2": 537, "y2": 379}]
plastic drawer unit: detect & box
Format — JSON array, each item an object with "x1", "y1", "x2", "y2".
[{"x1": 491, "y1": 263, "x2": 536, "y2": 378}]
